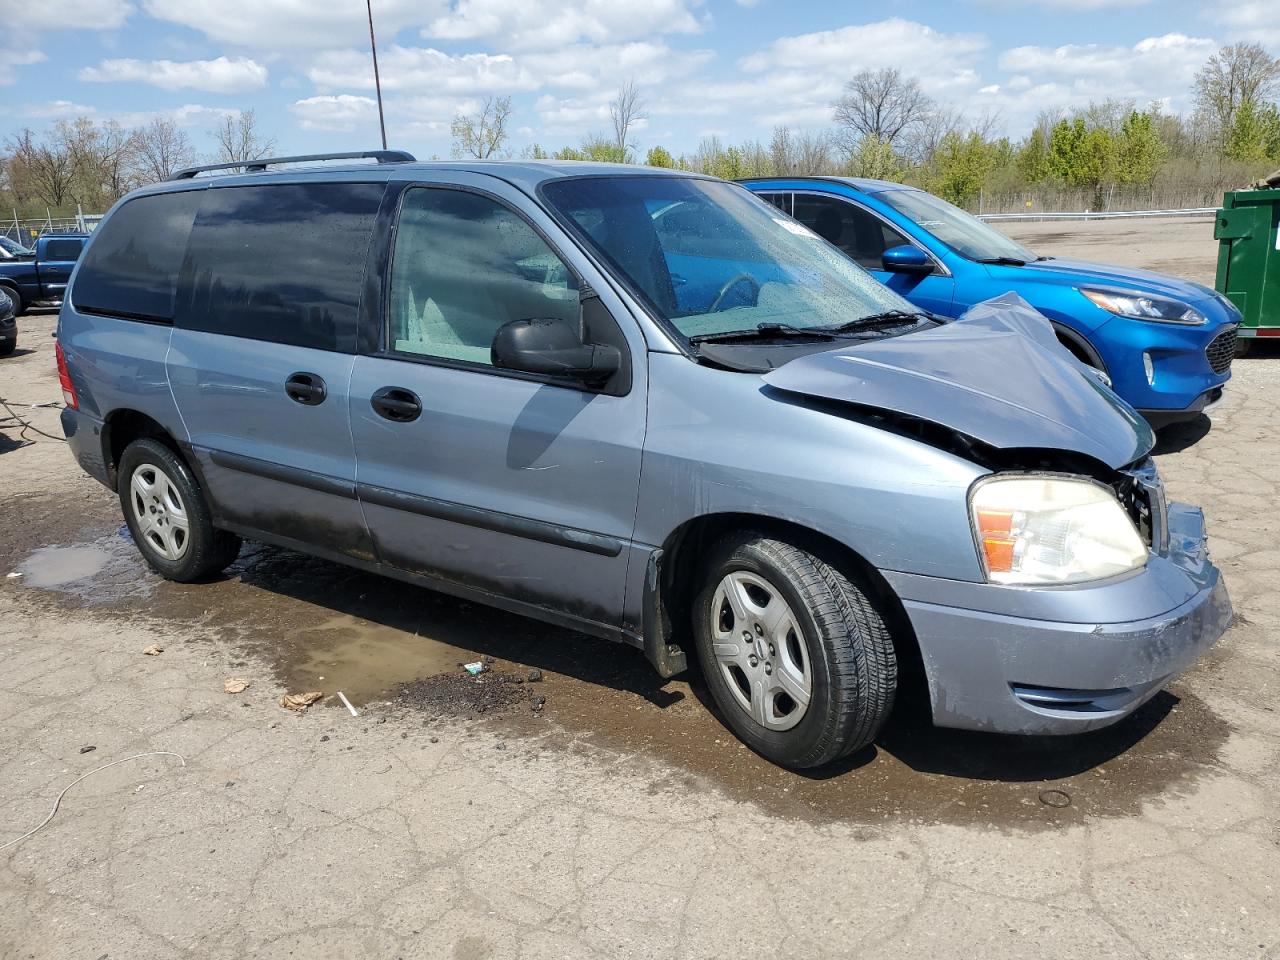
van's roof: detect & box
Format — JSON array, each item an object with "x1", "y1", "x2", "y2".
[{"x1": 142, "y1": 158, "x2": 706, "y2": 197}]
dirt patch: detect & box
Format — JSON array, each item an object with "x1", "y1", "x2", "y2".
[
  {"x1": 7, "y1": 486, "x2": 1236, "y2": 832},
  {"x1": 397, "y1": 671, "x2": 539, "y2": 718}
]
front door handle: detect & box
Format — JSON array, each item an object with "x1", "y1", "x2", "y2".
[
  {"x1": 371, "y1": 386, "x2": 422, "y2": 423},
  {"x1": 285, "y1": 371, "x2": 327, "y2": 405}
]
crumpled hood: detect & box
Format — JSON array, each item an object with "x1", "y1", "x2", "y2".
[
  {"x1": 762, "y1": 292, "x2": 1155, "y2": 469},
  {"x1": 1019, "y1": 257, "x2": 1219, "y2": 305}
]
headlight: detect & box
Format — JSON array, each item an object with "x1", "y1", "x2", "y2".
[
  {"x1": 1080, "y1": 288, "x2": 1206, "y2": 325},
  {"x1": 970, "y1": 475, "x2": 1147, "y2": 585}
]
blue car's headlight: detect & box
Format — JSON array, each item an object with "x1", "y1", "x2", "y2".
[{"x1": 1080, "y1": 288, "x2": 1206, "y2": 325}]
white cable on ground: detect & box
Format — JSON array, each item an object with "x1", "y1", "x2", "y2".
[{"x1": 0, "y1": 751, "x2": 186, "y2": 853}]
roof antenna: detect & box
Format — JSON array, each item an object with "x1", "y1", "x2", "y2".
[{"x1": 366, "y1": 0, "x2": 388, "y2": 150}]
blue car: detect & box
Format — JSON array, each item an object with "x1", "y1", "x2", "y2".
[{"x1": 743, "y1": 178, "x2": 1240, "y2": 426}]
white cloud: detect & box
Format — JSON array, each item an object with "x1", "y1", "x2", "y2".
[
  {"x1": 309, "y1": 47, "x2": 534, "y2": 95},
  {"x1": 740, "y1": 17, "x2": 988, "y2": 95},
  {"x1": 0, "y1": 48, "x2": 45, "y2": 86},
  {"x1": 1213, "y1": 2, "x2": 1280, "y2": 47},
  {"x1": 20, "y1": 100, "x2": 99, "y2": 119},
  {"x1": 291, "y1": 94, "x2": 378, "y2": 132},
  {"x1": 140, "y1": 0, "x2": 436, "y2": 48},
  {"x1": 113, "y1": 103, "x2": 239, "y2": 129},
  {"x1": 424, "y1": 0, "x2": 702, "y2": 50},
  {"x1": 998, "y1": 33, "x2": 1213, "y2": 97},
  {"x1": 0, "y1": 0, "x2": 133, "y2": 30},
  {"x1": 79, "y1": 56, "x2": 268, "y2": 93}
]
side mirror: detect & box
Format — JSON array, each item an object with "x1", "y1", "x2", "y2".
[
  {"x1": 881, "y1": 244, "x2": 934, "y2": 275},
  {"x1": 491, "y1": 317, "x2": 620, "y2": 386}
]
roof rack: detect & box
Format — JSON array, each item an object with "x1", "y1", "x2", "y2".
[{"x1": 169, "y1": 150, "x2": 416, "y2": 181}]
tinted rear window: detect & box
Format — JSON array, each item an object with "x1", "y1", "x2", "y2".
[
  {"x1": 73, "y1": 192, "x2": 202, "y2": 321},
  {"x1": 44, "y1": 238, "x2": 85, "y2": 261},
  {"x1": 176, "y1": 182, "x2": 384, "y2": 352}
]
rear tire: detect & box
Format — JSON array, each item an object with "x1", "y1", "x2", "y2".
[
  {"x1": 693, "y1": 531, "x2": 897, "y2": 769},
  {"x1": 0, "y1": 338, "x2": 13, "y2": 357},
  {"x1": 1, "y1": 288, "x2": 20, "y2": 318},
  {"x1": 118, "y1": 438, "x2": 241, "y2": 582}
]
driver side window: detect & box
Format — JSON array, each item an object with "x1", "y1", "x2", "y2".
[
  {"x1": 793, "y1": 196, "x2": 912, "y2": 270},
  {"x1": 389, "y1": 188, "x2": 578, "y2": 366}
]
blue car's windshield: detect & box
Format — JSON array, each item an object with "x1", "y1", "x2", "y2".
[
  {"x1": 541, "y1": 176, "x2": 915, "y2": 340},
  {"x1": 878, "y1": 189, "x2": 1037, "y2": 263}
]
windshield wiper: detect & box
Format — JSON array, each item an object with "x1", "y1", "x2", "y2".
[
  {"x1": 975, "y1": 256, "x2": 1028, "y2": 266},
  {"x1": 690, "y1": 323, "x2": 837, "y2": 345},
  {"x1": 814, "y1": 309, "x2": 932, "y2": 333}
]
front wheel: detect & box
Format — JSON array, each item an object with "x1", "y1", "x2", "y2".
[
  {"x1": 118, "y1": 438, "x2": 241, "y2": 582},
  {"x1": 693, "y1": 532, "x2": 898, "y2": 769}
]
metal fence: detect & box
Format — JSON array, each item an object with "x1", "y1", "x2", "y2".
[
  {"x1": 3, "y1": 211, "x2": 102, "y2": 246},
  {"x1": 978, "y1": 207, "x2": 1218, "y2": 223}
]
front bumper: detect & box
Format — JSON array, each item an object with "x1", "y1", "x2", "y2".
[
  {"x1": 884, "y1": 502, "x2": 1231, "y2": 734},
  {"x1": 1096, "y1": 314, "x2": 1235, "y2": 413}
]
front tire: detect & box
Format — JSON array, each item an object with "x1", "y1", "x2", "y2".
[
  {"x1": 693, "y1": 532, "x2": 897, "y2": 769},
  {"x1": 118, "y1": 438, "x2": 241, "y2": 582},
  {"x1": 0, "y1": 338, "x2": 14, "y2": 357}
]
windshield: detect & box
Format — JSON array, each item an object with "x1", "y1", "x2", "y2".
[
  {"x1": 878, "y1": 189, "x2": 1036, "y2": 263},
  {"x1": 541, "y1": 176, "x2": 916, "y2": 341},
  {"x1": 0, "y1": 236, "x2": 33, "y2": 257}
]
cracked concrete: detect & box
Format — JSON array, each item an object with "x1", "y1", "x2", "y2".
[{"x1": 2, "y1": 218, "x2": 1279, "y2": 959}]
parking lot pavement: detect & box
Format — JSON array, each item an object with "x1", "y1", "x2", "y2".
[{"x1": 2, "y1": 226, "x2": 1279, "y2": 959}]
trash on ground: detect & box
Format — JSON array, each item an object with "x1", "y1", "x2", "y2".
[
  {"x1": 463, "y1": 661, "x2": 488, "y2": 676},
  {"x1": 142, "y1": 644, "x2": 164, "y2": 656},
  {"x1": 336, "y1": 690, "x2": 359, "y2": 717},
  {"x1": 78, "y1": 745, "x2": 96, "y2": 754},
  {"x1": 5, "y1": 572, "x2": 20, "y2": 579},
  {"x1": 1038, "y1": 789, "x2": 1071, "y2": 808},
  {"x1": 279, "y1": 691, "x2": 324, "y2": 712},
  {"x1": 223, "y1": 678, "x2": 250, "y2": 694},
  {"x1": 527, "y1": 669, "x2": 543, "y2": 682}
]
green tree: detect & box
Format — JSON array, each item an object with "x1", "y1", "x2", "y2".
[
  {"x1": 1114, "y1": 111, "x2": 1167, "y2": 185},
  {"x1": 846, "y1": 135, "x2": 902, "y2": 180},
  {"x1": 1016, "y1": 126, "x2": 1051, "y2": 182},
  {"x1": 645, "y1": 145, "x2": 676, "y2": 168},
  {"x1": 1225, "y1": 99, "x2": 1280, "y2": 162},
  {"x1": 926, "y1": 131, "x2": 997, "y2": 206}
]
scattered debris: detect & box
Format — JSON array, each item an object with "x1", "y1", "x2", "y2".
[
  {"x1": 320, "y1": 735, "x2": 330, "y2": 742},
  {"x1": 336, "y1": 690, "x2": 359, "y2": 718},
  {"x1": 279, "y1": 691, "x2": 324, "y2": 712},
  {"x1": 78, "y1": 745, "x2": 96, "y2": 755},
  {"x1": 223, "y1": 678, "x2": 250, "y2": 694},
  {"x1": 142, "y1": 644, "x2": 164, "y2": 656},
  {"x1": 5, "y1": 572, "x2": 20, "y2": 579},
  {"x1": 463, "y1": 661, "x2": 488, "y2": 676},
  {"x1": 527, "y1": 669, "x2": 543, "y2": 683},
  {"x1": 399, "y1": 671, "x2": 535, "y2": 717},
  {"x1": 1038, "y1": 789, "x2": 1071, "y2": 809}
]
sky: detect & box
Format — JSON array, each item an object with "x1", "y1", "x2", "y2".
[{"x1": 0, "y1": 0, "x2": 1274, "y2": 161}]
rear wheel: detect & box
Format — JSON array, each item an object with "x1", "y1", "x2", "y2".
[
  {"x1": 0, "y1": 337, "x2": 14, "y2": 357},
  {"x1": 118, "y1": 438, "x2": 241, "y2": 582},
  {"x1": 693, "y1": 532, "x2": 898, "y2": 769},
  {"x1": 0, "y1": 287, "x2": 20, "y2": 318}
]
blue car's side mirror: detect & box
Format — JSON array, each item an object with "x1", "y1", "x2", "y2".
[{"x1": 882, "y1": 244, "x2": 934, "y2": 275}]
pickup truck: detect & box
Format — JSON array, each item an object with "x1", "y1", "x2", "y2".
[{"x1": 0, "y1": 233, "x2": 88, "y2": 315}]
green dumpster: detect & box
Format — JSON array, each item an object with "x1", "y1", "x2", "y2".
[{"x1": 1215, "y1": 174, "x2": 1280, "y2": 350}]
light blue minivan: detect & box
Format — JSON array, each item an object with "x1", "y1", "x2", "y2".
[{"x1": 57, "y1": 154, "x2": 1229, "y2": 768}]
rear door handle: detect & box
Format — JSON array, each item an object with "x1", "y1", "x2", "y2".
[
  {"x1": 285, "y1": 372, "x2": 327, "y2": 405},
  {"x1": 371, "y1": 386, "x2": 422, "y2": 423}
]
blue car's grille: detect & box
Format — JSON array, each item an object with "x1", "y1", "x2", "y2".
[{"x1": 1206, "y1": 327, "x2": 1237, "y2": 375}]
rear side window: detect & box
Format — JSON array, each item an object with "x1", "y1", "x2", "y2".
[
  {"x1": 177, "y1": 182, "x2": 384, "y2": 352},
  {"x1": 73, "y1": 192, "x2": 201, "y2": 322},
  {"x1": 44, "y1": 238, "x2": 85, "y2": 261}
]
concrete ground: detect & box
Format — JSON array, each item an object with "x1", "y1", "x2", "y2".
[{"x1": 1, "y1": 218, "x2": 1278, "y2": 959}]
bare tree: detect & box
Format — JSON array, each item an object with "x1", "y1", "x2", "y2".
[
  {"x1": 769, "y1": 126, "x2": 795, "y2": 176},
  {"x1": 609, "y1": 80, "x2": 646, "y2": 158},
  {"x1": 6, "y1": 128, "x2": 75, "y2": 208},
  {"x1": 794, "y1": 130, "x2": 832, "y2": 174},
  {"x1": 833, "y1": 68, "x2": 933, "y2": 153},
  {"x1": 134, "y1": 117, "x2": 197, "y2": 183},
  {"x1": 212, "y1": 109, "x2": 277, "y2": 165},
  {"x1": 450, "y1": 96, "x2": 513, "y2": 159},
  {"x1": 1195, "y1": 42, "x2": 1280, "y2": 139}
]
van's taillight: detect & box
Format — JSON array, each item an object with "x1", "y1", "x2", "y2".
[{"x1": 55, "y1": 341, "x2": 78, "y2": 409}]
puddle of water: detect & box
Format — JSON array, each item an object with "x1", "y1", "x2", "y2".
[
  {"x1": 15, "y1": 506, "x2": 1233, "y2": 830},
  {"x1": 276, "y1": 614, "x2": 474, "y2": 705},
  {"x1": 15, "y1": 533, "x2": 155, "y2": 603}
]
